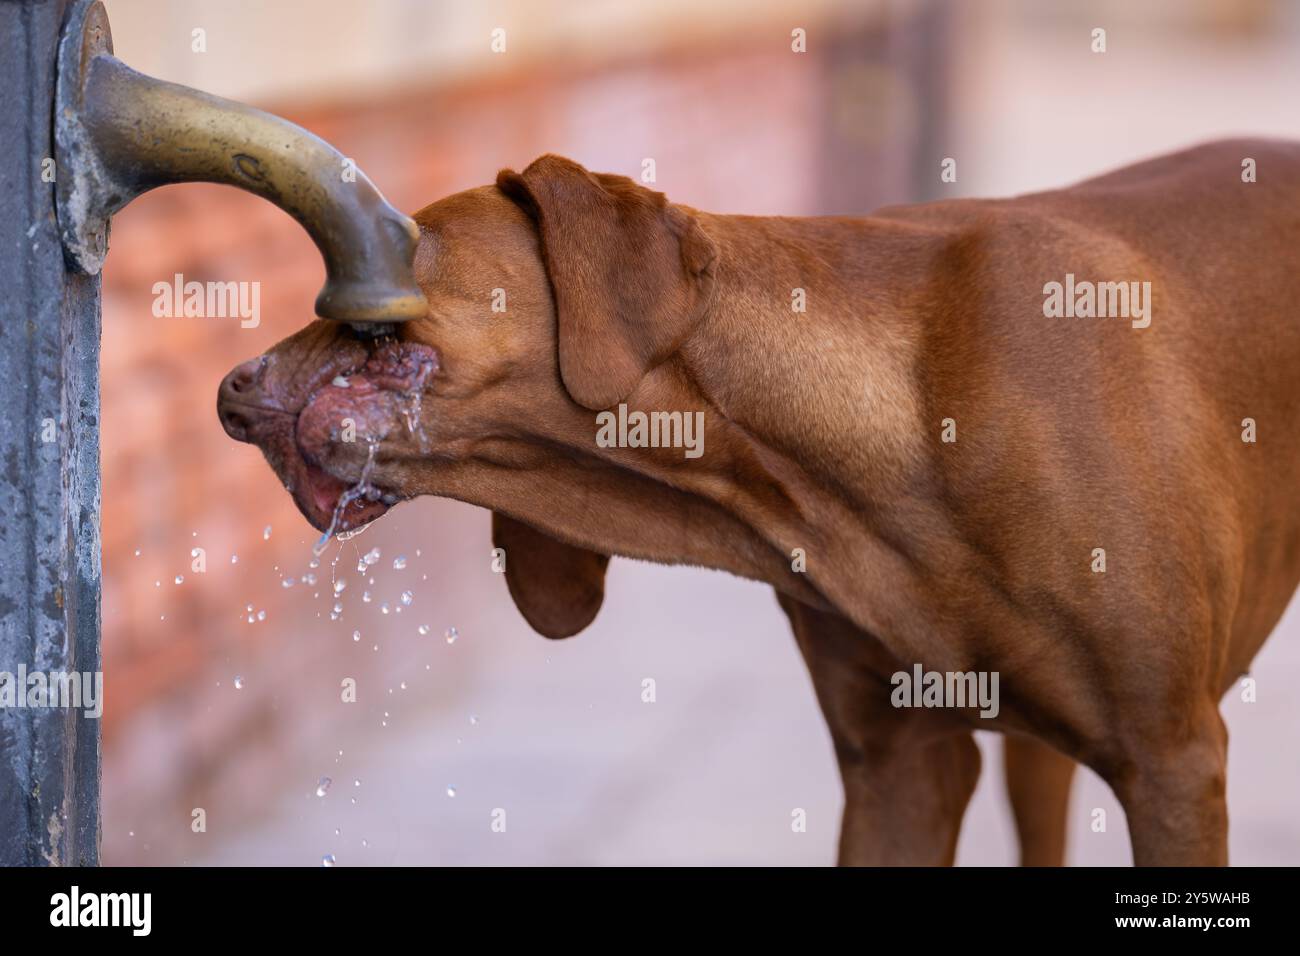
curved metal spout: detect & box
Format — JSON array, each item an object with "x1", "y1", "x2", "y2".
[{"x1": 55, "y1": 0, "x2": 427, "y2": 324}]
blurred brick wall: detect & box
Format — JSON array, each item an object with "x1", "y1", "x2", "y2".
[{"x1": 100, "y1": 10, "x2": 946, "y2": 862}]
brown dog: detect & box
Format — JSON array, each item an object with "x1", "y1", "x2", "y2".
[{"x1": 217, "y1": 140, "x2": 1300, "y2": 866}]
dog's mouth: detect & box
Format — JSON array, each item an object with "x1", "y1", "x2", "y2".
[{"x1": 243, "y1": 339, "x2": 439, "y2": 535}]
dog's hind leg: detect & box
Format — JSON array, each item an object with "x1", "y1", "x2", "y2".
[
  {"x1": 1104, "y1": 699, "x2": 1229, "y2": 866},
  {"x1": 777, "y1": 594, "x2": 980, "y2": 866},
  {"x1": 1003, "y1": 735, "x2": 1076, "y2": 866}
]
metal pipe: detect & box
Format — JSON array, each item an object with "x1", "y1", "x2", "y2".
[{"x1": 55, "y1": 0, "x2": 427, "y2": 324}]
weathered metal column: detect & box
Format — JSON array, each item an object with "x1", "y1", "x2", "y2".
[{"x1": 0, "y1": 0, "x2": 102, "y2": 866}]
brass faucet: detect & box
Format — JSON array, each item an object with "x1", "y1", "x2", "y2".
[{"x1": 55, "y1": 0, "x2": 427, "y2": 327}]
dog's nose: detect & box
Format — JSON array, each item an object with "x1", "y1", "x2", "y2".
[{"x1": 217, "y1": 357, "x2": 270, "y2": 443}]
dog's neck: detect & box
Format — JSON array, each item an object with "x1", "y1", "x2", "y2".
[{"x1": 662, "y1": 210, "x2": 952, "y2": 634}]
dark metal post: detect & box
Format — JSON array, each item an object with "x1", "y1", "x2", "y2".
[{"x1": 0, "y1": 0, "x2": 102, "y2": 866}]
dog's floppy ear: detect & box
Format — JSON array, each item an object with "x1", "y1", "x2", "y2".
[
  {"x1": 496, "y1": 155, "x2": 718, "y2": 410},
  {"x1": 492, "y1": 511, "x2": 610, "y2": 639}
]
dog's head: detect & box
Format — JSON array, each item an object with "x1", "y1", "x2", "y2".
[{"x1": 217, "y1": 155, "x2": 717, "y2": 638}]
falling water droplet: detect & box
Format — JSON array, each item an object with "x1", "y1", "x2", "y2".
[
  {"x1": 392, "y1": 556, "x2": 407, "y2": 570},
  {"x1": 174, "y1": 575, "x2": 184, "y2": 585},
  {"x1": 316, "y1": 776, "x2": 332, "y2": 797},
  {"x1": 231, "y1": 554, "x2": 239, "y2": 565},
  {"x1": 446, "y1": 786, "x2": 456, "y2": 798},
  {"x1": 134, "y1": 549, "x2": 141, "y2": 557},
  {"x1": 257, "y1": 610, "x2": 266, "y2": 622},
  {"x1": 400, "y1": 591, "x2": 413, "y2": 606},
  {"x1": 321, "y1": 854, "x2": 336, "y2": 867},
  {"x1": 263, "y1": 525, "x2": 272, "y2": 540},
  {"x1": 362, "y1": 591, "x2": 372, "y2": 603},
  {"x1": 352, "y1": 630, "x2": 361, "y2": 642},
  {"x1": 380, "y1": 602, "x2": 390, "y2": 615},
  {"x1": 417, "y1": 624, "x2": 430, "y2": 636},
  {"x1": 333, "y1": 579, "x2": 347, "y2": 595},
  {"x1": 282, "y1": 577, "x2": 295, "y2": 588},
  {"x1": 399, "y1": 682, "x2": 407, "y2": 690},
  {"x1": 303, "y1": 573, "x2": 317, "y2": 586},
  {"x1": 469, "y1": 714, "x2": 479, "y2": 726},
  {"x1": 233, "y1": 676, "x2": 244, "y2": 690},
  {"x1": 363, "y1": 548, "x2": 381, "y2": 566},
  {"x1": 445, "y1": 627, "x2": 458, "y2": 644}
]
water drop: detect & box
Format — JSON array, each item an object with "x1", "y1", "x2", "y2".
[
  {"x1": 362, "y1": 591, "x2": 372, "y2": 603},
  {"x1": 316, "y1": 776, "x2": 332, "y2": 797},
  {"x1": 321, "y1": 854, "x2": 336, "y2": 867},
  {"x1": 417, "y1": 624, "x2": 430, "y2": 636},
  {"x1": 380, "y1": 602, "x2": 390, "y2": 615},
  {"x1": 446, "y1": 786, "x2": 456, "y2": 798},
  {"x1": 400, "y1": 590, "x2": 413, "y2": 606},
  {"x1": 392, "y1": 556, "x2": 407, "y2": 570},
  {"x1": 233, "y1": 675, "x2": 244, "y2": 690},
  {"x1": 333, "y1": 579, "x2": 347, "y2": 595},
  {"x1": 231, "y1": 554, "x2": 238, "y2": 564},
  {"x1": 469, "y1": 714, "x2": 479, "y2": 726},
  {"x1": 282, "y1": 577, "x2": 295, "y2": 588},
  {"x1": 363, "y1": 548, "x2": 381, "y2": 566},
  {"x1": 445, "y1": 627, "x2": 458, "y2": 644},
  {"x1": 263, "y1": 525, "x2": 272, "y2": 540},
  {"x1": 174, "y1": 575, "x2": 184, "y2": 585},
  {"x1": 352, "y1": 630, "x2": 361, "y2": 642},
  {"x1": 133, "y1": 549, "x2": 141, "y2": 557},
  {"x1": 257, "y1": 610, "x2": 266, "y2": 622}
]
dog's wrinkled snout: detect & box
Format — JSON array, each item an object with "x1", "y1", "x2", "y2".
[{"x1": 217, "y1": 357, "x2": 271, "y2": 443}]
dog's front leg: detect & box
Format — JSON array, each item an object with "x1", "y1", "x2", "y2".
[
  {"x1": 776, "y1": 595, "x2": 980, "y2": 866},
  {"x1": 1004, "y1": 734, "x2": 1076, "y2": 866}
]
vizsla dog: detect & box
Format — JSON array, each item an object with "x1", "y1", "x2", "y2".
[{"x1": 217, "y1": 139, "x2": 1300, "y2": 866}]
